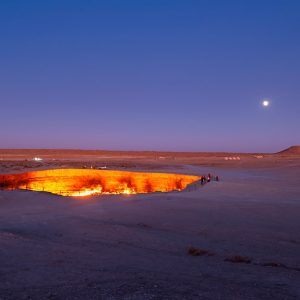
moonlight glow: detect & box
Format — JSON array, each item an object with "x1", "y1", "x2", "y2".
[{"x1": 262, "y1": 100, "x2": 270, "y2": 107}]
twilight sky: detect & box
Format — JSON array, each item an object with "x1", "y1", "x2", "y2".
[{"x1": 0, "y1": 0, "x2": 299, "y2": 152}]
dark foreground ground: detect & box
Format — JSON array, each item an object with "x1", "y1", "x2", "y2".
[{"x1": 0, "y1": 152, "x2": 299, "y2": 299}]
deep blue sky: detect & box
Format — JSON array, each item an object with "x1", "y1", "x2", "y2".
[{"x1": 1, "y1": 0, "x2": 299, "y2": 152}]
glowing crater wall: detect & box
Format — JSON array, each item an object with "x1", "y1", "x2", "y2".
[{"x1": 0, "y1": 169, "x2": 201, "y2": 196}]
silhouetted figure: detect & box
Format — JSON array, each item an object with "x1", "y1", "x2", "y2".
[{"x1": 216, "y1": 176, "x2": 219, "y2": 181}]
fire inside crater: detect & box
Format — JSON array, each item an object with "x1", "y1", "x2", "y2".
[{"x1": 0, "y1": 169, "x2": 201, "y2": 197}]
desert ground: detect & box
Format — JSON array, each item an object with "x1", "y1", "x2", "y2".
[{"x1": 0, "y1": 148, "x2": 299, "y2": 299}]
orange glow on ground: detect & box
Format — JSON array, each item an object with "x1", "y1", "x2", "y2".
[{"x1": 0, "y1": 169, "x2": 201, "y2": 197}]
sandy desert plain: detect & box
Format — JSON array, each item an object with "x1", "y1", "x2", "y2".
[{"x1": 0, "y1": 147, "x2": 299, "y2": 300}]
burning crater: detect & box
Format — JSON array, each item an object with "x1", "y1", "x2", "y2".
[{"x1": 0, "y1": 169, "x2": 201, "y2": 197}]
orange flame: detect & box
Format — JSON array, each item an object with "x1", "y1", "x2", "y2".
[{"x1": 0, "y1": 169, "x2": 201, "y2": 197}]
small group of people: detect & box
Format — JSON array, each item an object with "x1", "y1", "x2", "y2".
[{"x1": 200, "y1": 173, "x2": 219, "y2": 184}]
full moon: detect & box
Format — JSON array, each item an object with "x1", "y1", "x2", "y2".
[{"x1": 262, "y1": 100, "x2": 270, "y2": 107}]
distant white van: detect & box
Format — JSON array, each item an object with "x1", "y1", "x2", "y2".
[{"x1": 33, "y1": 157, "x2": 43, "y2": 161}]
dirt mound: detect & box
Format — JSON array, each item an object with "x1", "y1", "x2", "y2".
[{"x1": 277, "y1": 146, "x2": 300, "y2": 156}]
